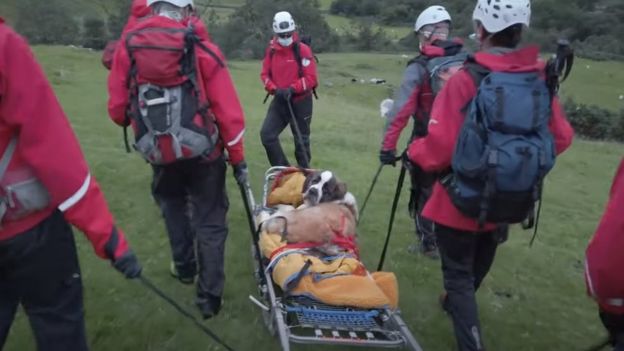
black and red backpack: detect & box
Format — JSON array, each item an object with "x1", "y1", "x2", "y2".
[{"x1": 123, "y1": 23, "x2": 223, "y2": 165}]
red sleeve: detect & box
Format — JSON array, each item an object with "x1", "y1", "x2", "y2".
[
  {"x1": 382, "y1": 86, "x2": 420, "y2": 151},
  {"x1": 548, "y1": 97, "x2": 574, "y2": 155},
  {"x1": 107, "y1": 35, "x2": 131, "y2": 126},
  {"x1": 260, "y1": 46, "x2": 277, "y2": 93},
  {"x1": 0, "y1": 26, "x2": 129, "y2": 260},
  {"x1": 290, "y1": 44, "x2": 317, "y2": 95},
  {"x1": 408, "y1": 71, "x2": 475, "y2": 172},
  {"x1": 197, "y1": 44, "x2": 246, "y2": 165},
  {"x1": 585, "y1": 158, "x2": 624, "y2": 313}
]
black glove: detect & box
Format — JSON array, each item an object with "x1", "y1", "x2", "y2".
[
  {"x1": 112, "y1": 250, "x2": 142, "y2": 279},
  {"x1": 275, "y1": 88, "x2": 294, "y2": 101},
  {"x1": 233, "y1": 161, "x2": 249, "y2": 186},
  {"x1": 379, "y1": 149, "x2": 397, "y2": 166}
]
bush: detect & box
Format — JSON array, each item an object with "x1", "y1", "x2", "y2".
[
  {"x1": 107, "y1": 0, "x2": 133, "y2": 40},
  {"x1": 16, "y1": 0, "x2": 79, "y2": 45},
  {"x1": 83, "y1": 18, "x2": 107, "y2": 50},
  {"x1": 344, "y1": 21, "x2": 395, "y2": 52},
  {"x1": 563, "y1": 98, "x2": 624, "y2": 141},
  {"x1": 213, "y1": 0, "x2": 338, "y2": 59}
]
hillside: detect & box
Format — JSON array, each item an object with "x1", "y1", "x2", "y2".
[{"x1": 2, "y1": 45, "x2": 622, "y2": 350}]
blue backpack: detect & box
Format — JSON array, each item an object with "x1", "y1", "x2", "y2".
[{"x1": 443, "y1": 61, "x2": 556, "y2": 225}]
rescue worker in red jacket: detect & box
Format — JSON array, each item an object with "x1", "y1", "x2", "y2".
[
  {"x1": 407, "y1": 0, "x2": 574, "y2": 349},
  {"x1": 260, "y1": 11, "x2": 318, "y2": 169},
  {"x1": 379, "y1": 5, "x2": 453, "y2": 259},
  {"x1": 586, "y1": 158, "x2": 624, "y2": 350},
  {"x1": 107, "y1": 0, "x2": 247, "y2": 319},
  {"x1": 102, "y1": 0, "x2": 209, "y2": 70},
  {"x1": 0, "y1": 19, "x2": 141, "y2": 351}
]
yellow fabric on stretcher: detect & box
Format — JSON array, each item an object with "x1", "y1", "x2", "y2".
[{"x1": 259, "y1": 224, "x2": 399, "y2": 310}]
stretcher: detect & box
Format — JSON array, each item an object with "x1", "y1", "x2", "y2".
[{"x1": 246, "y1": 166, "x2": 424, "y2": 351}]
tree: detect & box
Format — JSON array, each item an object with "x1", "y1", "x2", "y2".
[
  {"x1": 15, "y1": 0, "x2": 79, "y2": 45},
  {"x1": 213, "y1": 0, "x2": 337, "y2": 59},
  {"x1": 83, "y1": 17, "x2": 107, "y2": 50},
  {"x1": 107, "y1": 0, "x2": 133, "y2": 40}
]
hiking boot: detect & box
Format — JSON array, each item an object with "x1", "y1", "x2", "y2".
[
  {"x1": 196, "y1": 295, "x2": 223, "y2": 320},
  {"x1": 169, "y1": 261, "x2": 196, "y2": 285}
]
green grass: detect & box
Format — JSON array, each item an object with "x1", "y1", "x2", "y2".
[{"x1": 3, "y1": 46, "x2": 623, "y2": 351}]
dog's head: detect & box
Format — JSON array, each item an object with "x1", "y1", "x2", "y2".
[{"x1": 302, "y1": 170, "x2": 347, "y2": 206}]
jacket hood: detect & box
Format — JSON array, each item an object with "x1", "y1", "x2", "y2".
[{"x1": 131, "y1": 0, "x2": 150, "y2": 18}]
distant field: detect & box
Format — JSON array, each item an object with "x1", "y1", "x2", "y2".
[{"x1": 3, "y1": 45, "x2": 622, "y2": 351}]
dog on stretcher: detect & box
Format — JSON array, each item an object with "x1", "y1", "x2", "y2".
[{"x1": 262, "y1": 170, "x2": 359, "y2": 256}]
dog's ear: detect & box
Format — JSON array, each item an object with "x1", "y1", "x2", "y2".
[
  {"x1": 302, "y1": 172, "x2": 314, "y2": 193},
  {"x1": 333, "y1": 179, "x2": 348, "y2": 199}
]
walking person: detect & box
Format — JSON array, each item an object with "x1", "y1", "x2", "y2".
[
  {"x1": 260, "y1": 11, "x2": 318, "y2": 169},
  {"x1": 107, "y1": 0, "x2": 247, "y2": 319}
]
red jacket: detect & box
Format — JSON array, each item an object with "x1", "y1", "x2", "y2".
[
  {"x1": 260, "y1": 34, "x2": 318, "y2": 100},
  {"x1": 0, "y1": 19, "x2": 130, "y2": 260},
  {"x1": 407, "y1": 46, "x2": 574, "y2": 232},
  {"x1": 123, "y1": 0, "x2": 151, "y2": 34},
  {"x1": 586, "y1": 158, "x2": 624, "y2": 315},
  {"x1": 382, "y1": 43, "x2": 456, "y2": 151},
  {"x1": 107, "y1": 16, "x2": 246, "y2": 165}
]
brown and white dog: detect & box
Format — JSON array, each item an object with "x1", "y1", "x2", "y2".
[{"x1": 262, "y1": 170, "x2": 359, "y2": 255}]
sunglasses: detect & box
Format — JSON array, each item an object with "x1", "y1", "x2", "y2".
[
  {"x1": 420, "y1": 24, "x2": 450, "y2": 40},
  {"x1": 277, "y1": 32, "x2": 293, "y2": 39}
]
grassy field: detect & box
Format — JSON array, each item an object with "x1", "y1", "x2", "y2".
[{"x1": 3, "y1": 46, "x2": 623, "y2": 351}]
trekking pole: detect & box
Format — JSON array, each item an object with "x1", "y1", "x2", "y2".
[
  {"x1": 286, "y1": 99, "x2": 311, "y2": 168},
  {"x1": 358, "y1": 164, "x2": 384, "y2": 225},
  {"x1": 237, "y1": 181, "x2": 266, "y2": 283},
  {"x1": 528, "y1": 198, "x2": 543, "y2": 247},
  {"x1": 377, "y1": 159, "x2": 407, "y2": 271},
  {"x1": 138, "y1": 275, "x2": 236, "y2": 351}
]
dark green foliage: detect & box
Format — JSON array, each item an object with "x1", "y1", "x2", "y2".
[
  {"x1": 107, "y1": 0, "x2": 133, "y2": 40},
  {"x1": 83, "y1": 17, "x2": 107, "y2": 50},
  {"x1": 212, "y1": 0, "x2": 337, "y2": 59},
  {"x1": 330, "y1": 0, "x2": 624, "y2": 59},
  {"x1": 564, "y1": 98, "x2": 624, "y2": 142},
  {"x1": 15, "y1": 0, "x2": 79, "y2": 45}
]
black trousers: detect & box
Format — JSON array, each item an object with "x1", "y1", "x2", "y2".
[
  {"x1": 436, "y1": 224, "x2": 499, "y2": 351},
  {"x1": 260, "y1": 95, "x2": 313, "y2": 168},
  {"x1": 0, "y1": 211, "x2": 88, "y2": 351},
  {"x1": 408, "y1": 168, "x2": 435, "y2": 246},
  {"x1": 152, "y1": 157, "x2": 229, "y2": 302},
  {"x1": 601, "y1": 311, "x2": 624, "y2": 351}
]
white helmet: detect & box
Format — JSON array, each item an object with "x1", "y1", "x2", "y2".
[
  {"x1": 146, "y1": 0, "x2": 194, "y2": 9},
  {"x1": 472, "y1": 0, "x2": 531, "y2": 34},
  {"x1": 273, "y1": 11, "x2": 296, "y2": 34},
  {"x1": 414, "y1": 5, "x2": 452, "y2": 32}
]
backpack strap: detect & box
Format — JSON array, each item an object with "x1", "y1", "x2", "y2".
[
  {"x1": 407, "y1": 55, "x2": 428, "y2": 68},
  {"x1": 292, "y1": 41, "x2": 318, "y2": 99},
  {"x1": 292, "y1": 42, "x2": 304, "y2": 79},
  {"x1": 0, "y1": 136, "x2": 17, "y2": 181},
  {"x1": 464, "y1": 57, "x2": 490, "y2": 88},
  {"x1": 0, "y1": 136, "x2": 17, "y2": 222}
]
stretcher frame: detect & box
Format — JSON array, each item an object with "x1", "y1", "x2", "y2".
[{"x1": 248, "y1": 166, "x2": 424, "y2": 351}]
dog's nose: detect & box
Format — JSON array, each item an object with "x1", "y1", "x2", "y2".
[{"x1": 305, "y1": 188, "x2": 318, "y2": 202}]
